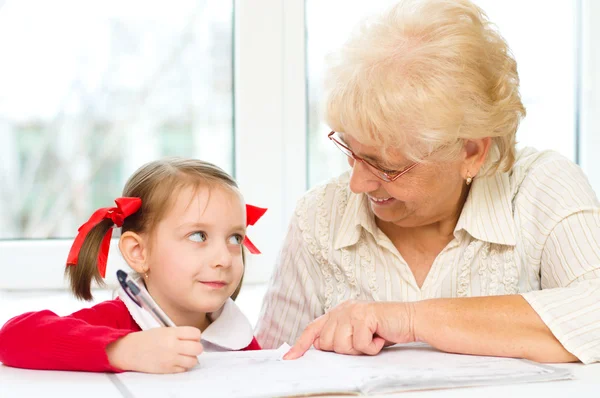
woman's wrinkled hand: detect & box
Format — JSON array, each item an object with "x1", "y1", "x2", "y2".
[{"x1": 284, "y1": 300, "x2": 416, "y2": 360}]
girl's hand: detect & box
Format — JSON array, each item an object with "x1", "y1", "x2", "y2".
[{"x1": 106, "y1": 327, "x2": 204, "y2": 373}]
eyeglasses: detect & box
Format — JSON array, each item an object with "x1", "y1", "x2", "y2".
[{"x1": 328, "y1": 131, "x2": 419, "y2": 182}]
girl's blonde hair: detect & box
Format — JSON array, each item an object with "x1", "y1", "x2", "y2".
[
  {"x1": 66, "y1": 158, "x2": 246, "y2": 301},
  {"x1": 325, "y1": 0, "x2": 526, "y2": 173}
]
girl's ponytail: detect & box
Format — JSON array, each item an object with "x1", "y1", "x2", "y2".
[
  {"x1": 65, "y1": 219, "x2": 114, "y2": 300},
  {"x1": 65, "y1": 198, "x2": 142, "y2": 301}
]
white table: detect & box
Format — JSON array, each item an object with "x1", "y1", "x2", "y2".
[
  {"x1": 1, "y1": 362, "x2": 599, "y2": 398},
  {"x1": 0, "y1": 366, "x2": 121, "y2": 398}
]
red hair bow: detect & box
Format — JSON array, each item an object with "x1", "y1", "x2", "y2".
[
  {"x1": 66, "y1": 197, "x2": 142, "y2": 278},
  {"x1": 244, "y1": 204, "x2": 267, "y2": 254}
]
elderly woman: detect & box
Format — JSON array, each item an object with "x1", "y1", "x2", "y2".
[{"x1": 255, "y1": 0, "x2": 600, "y2": 364}]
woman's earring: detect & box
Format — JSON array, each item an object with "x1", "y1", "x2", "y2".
[{"x1": 466, "y1": 172, "x2": 473, "y2": 186}]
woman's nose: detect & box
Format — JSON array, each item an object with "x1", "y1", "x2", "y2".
[{"x1": 348, "y1": 160, "x2": 380, "y2": 194}]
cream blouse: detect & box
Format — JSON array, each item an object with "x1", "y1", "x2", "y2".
[{"x1": 255, "y1": 148, "x2": 600, "y2": 364}]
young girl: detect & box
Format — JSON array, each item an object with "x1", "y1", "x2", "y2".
[{"x1": 0, "y1": 158, "x2": 266, "y2": 373}]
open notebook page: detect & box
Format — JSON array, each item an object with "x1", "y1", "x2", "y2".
[{"x1": 114, "y1": 343, "x2": 572, "y2": 398}]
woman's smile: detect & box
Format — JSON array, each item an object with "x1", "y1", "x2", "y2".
[{"x1": 368, "y1": 195, "x2": 396, "y2": 206}]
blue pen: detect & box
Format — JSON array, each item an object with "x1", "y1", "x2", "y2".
[{"x1": 117, "y1": 269, "x2": 176, "y2": 327}]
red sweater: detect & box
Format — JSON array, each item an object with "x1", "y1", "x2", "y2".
[{"x1": 0, "y1": 299, "x2": 260, "y2": 372}]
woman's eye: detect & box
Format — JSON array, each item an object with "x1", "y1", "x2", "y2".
[
  {"x1": 189, "y1": 231, "x2": 207, "y2": 242},
  {"x1": 380, "y1": 164, "x2": 408, "y2": 175},
  {"x1": 228, "y1": 234, "x2": 243, "y2": 245}
]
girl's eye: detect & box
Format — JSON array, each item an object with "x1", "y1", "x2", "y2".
[
  {"x1": 228, "y1": 234, "x2": 243, "y2": 245},
  {"x1": 189, "y1": 231, "x2": 207, "y2": 242}
]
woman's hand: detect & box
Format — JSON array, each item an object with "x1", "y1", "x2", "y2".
[
  {"x1": 284, "y1": 300, "x2": 416, "y2": 359},
  {"x1": 106, "y1": 326, "x2": 204, "y2": 373}
]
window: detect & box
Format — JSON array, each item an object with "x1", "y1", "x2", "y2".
[
  {"x1": 580, "y1": 0, "x2": 600, "y2": 193},
  {"x1": 0, "y1": 0, "x2": 307, "y2": 289},
  {"x1": 0, "y1": 0, "x2": 236, "y2": 288},
  {"x1": 306, "y1": 0, "x2": 579, "y2": 187},
  {"x1": 0, "y1": 0, "x2": 234, "y2": 240}
]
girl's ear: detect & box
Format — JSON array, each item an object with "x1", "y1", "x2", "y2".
[{"x1": 119, "y1": 231, "x2": 149, "y2": 274}]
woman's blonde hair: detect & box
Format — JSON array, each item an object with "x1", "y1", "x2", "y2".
[
  {"x1": 66, "y1": 158, "x2": 246, "y2": 301},
  {"x1": 325, "y1": 0, "x2": 526, "y2": 174}
]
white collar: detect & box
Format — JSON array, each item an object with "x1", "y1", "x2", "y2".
[
  {"x1": 453, "y1": 170, "x2": 516, "y2": 246},
  {"x1": 117, "y1": 274, "x2": 254, "y2": 351}
]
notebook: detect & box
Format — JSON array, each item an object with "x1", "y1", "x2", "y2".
[{"x1": 113, "y1": 343, "x2": 573, "y2": 397}]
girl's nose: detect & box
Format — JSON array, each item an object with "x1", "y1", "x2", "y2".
[{"x1": 212, "y1": 242, "x2": 233, "y2": 268}]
